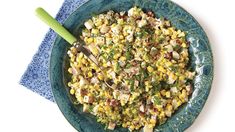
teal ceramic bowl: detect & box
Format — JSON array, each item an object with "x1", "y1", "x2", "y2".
[{"x1": 50, "y1": 0, "x2": 213, "y2": 131}]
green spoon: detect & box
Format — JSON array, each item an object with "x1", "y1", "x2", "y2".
[
  {"x1": 35, "y1": 7, "x2": 114, "y2": 88},
  {"x1": 35, "y1": 7, "x2": 76, "y2": 44},
  {"x1": 35, "y1": 7, "x2": 98, "y2": 64}
]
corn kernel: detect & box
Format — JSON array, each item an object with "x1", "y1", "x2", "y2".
[
  {"x1": 81, "y1": 58, "x2": 88, "y2": 64},
  {"x1": 97, "y1": 74, "x2": 104, "y2": 80},
  {"x1": 150, "y1": 119, "x2": 156, "y2": 124},
  {"x1": 113, "y1": 53, "x2": 121, "y2": 60},
  {"x1": 147, "y1": 66, "x2": 154, "y2": 73},
  {"x1": 88, "y1": 71, "x2": 93, "y2": 77},
  {"x1": 119, "y1": 35, "x2": 124, "y2": 40},
  {"x1": 179, "y1": 76, "x2": 185, "y2": 81},
  {"x1": 103, "y1": 63, "x2": 108, "y2": 67},
  {"x1": 129, "y1": 125, "x2": 135, "y2": 130},
  {"x1": 68, "y1": 68, "x2": 73, "y2": 74},
  {"x1": 119, "y1": 56, "x2": 126, "y2": 61},
  {"x1": 70, "y1": 88, "x2": 75, "y2": 95},
  {"x1": 86, "y1": 37, "x2": 93, "y2": 43},
  {"x1": 89, "y1": 45, "x2": 99, "y2": 56},
  {"x1": 122, "y1": 123, "x2": 127, "y2": 128},
  {"x1": 163, "y1": 29, "x2": 170, "y2": 35},
  {"x1": 114, "y1": 79, "x2": 119, "y2": 84},
  {"x1": 136, "y1": 27, "x2": 141, "y2": 32},
  {"x1": 91, "y1": 28, "x2": 99, "y2": 35},
  {"x1": 121, "y1": 40, "x2": 126, "y2": 43},
  {"x1": 132, "y1": 109, "x2": 137, "y2": 114},
  {"x1": 179, "y1": 63, "x2": 185, "y2": 68},
  {"x1": 126, "y1": 121, "x2": 131, "y2": 126},
  {"x1": 166, "y1": 104, "x2": 173, "y2": 111},
  {"x1": 94, "y1": 19, "x2": 102, "y2": 27},
  {"x1": 165, "y1": 91, "x2": 171, "y2": 98},
  {"x1": 144, "y1": 81, "x2": 150, "y2": 86},
  {"x1": 178, "y1": 32, "x2": 185, "y2": 37},
  {"x1": 143, "y1": 54, "x2": 149, "y2": 62},
  {"x1": 119, "y1": 44, "x2": 124, "y2": 49},
  {"x1": 182, "y1": 42, "x2": 187, "y2": 48},
  {"x1": 155, "y1": 29, "x2": 161, "y2": 35},
  {"x1": 171, "y1": 33, "x2": 177, "y2": 39},
  {"x1": 84, "y1": 37, "x2": 88, "y2": 43},
  {"x1": 158, "y1": 66, "x2": 166, "y2": 73},
  {"x1": 112, "y1": 36, "x2": 119, "y2": 43},
  {"x1": 117, "y1": 19, "x2": 124, "y2": 25},
  {"x1": 160, "y1": 89, "x2": 166, "y2": 96},
  {"x1": 177, "y1": 100, "x2": 182, "y2": 107},
  {"x1": 123, "y1": 32, "x2": 128, "y2": 36},
  {"x1": 165, "y1": 61, "x2": 172, "y2": 67},
  {"x1": 146, "y1": 86, "x2": 151, "y2": 92}
]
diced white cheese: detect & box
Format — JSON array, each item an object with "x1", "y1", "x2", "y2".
[
  {"x1": 107, "y1": 61, "x2": 111, "y2": 66},
  {"x1": 83, "y1": 96, "x2": 93, "y2": 103},
  {"x1": 100, "y1": 25, "x2": 110, "y2": 34},
  {"x1": 143, "y1": 125, "x2": 153, "y2": 132},
  {"x1": 170, "y1": 40, "x2": 177, "y2": 47},
  {"x1": 151, "y1": 115, "x2": 157, "y2": 120},
  {"x1": 84, "y1": 19, "x2": 94, "y2": 30},
  {"x1": 72, "y1": 68, "x2": 78, "y2": 75},
  {"x1": 165, "y1": 45, "x2": 173, "y2": 52},
  {"x1": 139, "y1": 104, "x2": 145, "y2": 112},
  {"x1": 134, "y1": 80, "x2": 139, "y2": 87},
  {"x1": 170, "y1": 87, "x2": 178, "y2": 93},
  {"x1": 128, "y1": 7, "x2": 135, "y2": 17},
  {"x1": 150, "y1": 47, "x2": 158, "y2": 56},
  {"x1": 111, "y1": 25, "x2": 122, "y2": 34},
  {"x1": 120, "y1": 93, "x2": 130, "y2": 106},
  {"x1": 120, "y1": 11, "x2": 126, "y2": 16},
  {"x1": 92, "y1": 105, "x2": 99, "y2": 115},
  {"x1": 141, "y1": 61, "x2": 147, "y2": 68},
  {"x1": 79, "y1": 77, "x2": 88, "y2": 87},
  {"x1": 91, "y1": 77, "x2": 99, "y2": 84},
  {"x1": 110, "y1": 71, "x2": 116, "y2": 79},
  {"x1": 107, "y1": 122, "x2": 116, "y2": 130},
  {"x1": 172, "y1": 51, "x2": 180, "y2": 60},
  {"x1": 126, "y1": 34, "x2": 134, "y2": 42},
  {"x1": 138, "y1": 19, "x2": 147, "y2": 27},
  {"x1": 118, "y1": 60, "x2": 126, "y2": 67},
  {"x1": 168, "y1": 76, "x2": 176, "y2": 84},
  {"x1": 165, "y1": 110, "x2": 172, "y2": 117}
]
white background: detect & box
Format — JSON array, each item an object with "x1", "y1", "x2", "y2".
[{"x1": 0, "y1": 0, "x2": 234, "y2": 131}]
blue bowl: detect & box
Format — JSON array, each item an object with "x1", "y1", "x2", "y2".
[{"x1": 50, "y1": 0, "x2": 213, "y2": 131}]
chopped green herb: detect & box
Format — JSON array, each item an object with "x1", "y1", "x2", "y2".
[
  {"x1": 130, "y1": 80, "x2": 135, "y2": 92},
  {"x1": 174, "y1": 44, "x2": 181, "y2": 51},
  {"x1": 108, "y1": 49, "x2": 115, "y2": 60},
  {"x1": 153, "y1": 96, "x2": 161, "y2": 105},
  {"x1": 125, "y1": 63, "x2": 132, "y2": 68},
  {"x1": 115, "y1": 62, "x2": 121, "y2": 73}
]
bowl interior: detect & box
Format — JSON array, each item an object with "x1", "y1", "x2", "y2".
[{"x1": 50, "y1": 0, "x2": 213, "y2": 131}]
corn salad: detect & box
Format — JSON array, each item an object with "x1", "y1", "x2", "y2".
[{"x1": 67, "y1": 7, "x2": 195, "y2": 132}]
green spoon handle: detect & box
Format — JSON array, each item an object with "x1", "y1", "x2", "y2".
[{"x1": 35, "y1": 7, "x2": 77, "y2": 44}]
